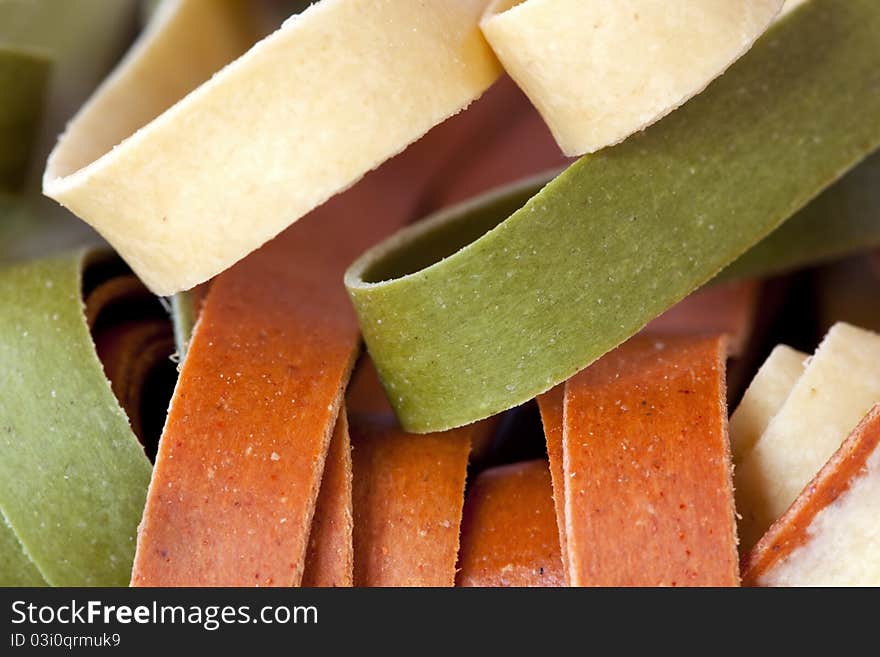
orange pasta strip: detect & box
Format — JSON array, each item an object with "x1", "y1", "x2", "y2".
[
  {"x1": 536, "y1": 387, "x2": 568, "y2": 583},
  {"x1": 130, "y1": 217, "x2": 361, "y2": 587},
  {"x1": 538, "y1": 281, "x2": 760, "y2": 573},
  {"x1": 537, "y1": 284, "x2": 753, "y2": 585},
  {"x1": 347, "y1": 361, "x2": 494, "y2": 587},
  {"x1": 349, "y1": 416, "x2": 471, "y2": 587},
  {"x1": 172, "y1": 281, "x2": 350, "y2": 588},
  {"x1": 457, "y1": 460, "x2": 564, "y2": 587},
  {"x1": 302, "y1": 410, "x2": 353, "y2": 588},
  {"x1": 131, "y1": 83, "x2": 515, "y2": 587},
  {"x1": 563, "y1": 334, "x2": 739, "y2": 587},
  {"x1": 743, "y1": 405, "x2": 880, "y2": 586}
]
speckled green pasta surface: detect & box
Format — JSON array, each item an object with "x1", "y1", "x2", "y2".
[
  {"x1": 0, "y1": 251, "x2": 152, "y2": 586},
  {"x1": 719, "y1": 150, "x2": 880, "y2": 282},
  {"x1": 0, "y1": 515, "x2": 45, "y2": 586},
  {"x1": 347, "y1": 0, "x2": 880, "y2": 433}
]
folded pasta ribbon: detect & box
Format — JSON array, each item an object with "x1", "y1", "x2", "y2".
[
  {"x1": 131, "y1": 71, "x2": 525, "y2": 586},
  {"x1": 347, "y1": 0, "x2": 880, "y2": 433},
  {"x1": 42, "y1": 0, "x2": 501, "y2": 295},
  {"x1": 163, "y1": 266, "x2": 355, "y2": 588},
  {"x1": 481, "y1": 0, "x2": 784, "y2": 155},
  {"x1": 302, "y1": 409, "x2": 354, "y2": 588},
  {"x1": 541, "y1": 335, "x2": 738, "y2": 586},
  {"x1": 0, "y1": 250, "x2": 155, "y2": 586},
  {"x1": 733, "y1": 323, "x2": 880, "y2": 551},
  {"x1": 743, "y1": 405, "x2": 880, "y2": 586},
  {"x1": 347, "y1": 360, "x2": 496, "y2": 587},
  {"x1": 456, "y1": 460, "x2": 564, "y2": 587}
]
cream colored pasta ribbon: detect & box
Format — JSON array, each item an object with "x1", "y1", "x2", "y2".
[
  {"x1": 481, "y1": 0, "x2": 785, "y2": 155},
  {"x1": 43, "y1": 0, "x2": 500, "y2": 295}
]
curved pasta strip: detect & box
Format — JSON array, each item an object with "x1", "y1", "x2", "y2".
[
  {"x1": 349, "y1": 414, "x2": 473, "y2": 587},
  {"x1": 0, "y1": 250, "x2": 152, "y2": 586},
  {"x1": 131, "y1": 72, "x2": 520, "y2": 586},
  {"x1": 720, "y1": 150, "x2": 880, "y2": 282},
  {"x1": 743, "y1": 405, "x2": 880, "y2": 586},
  {"x1": 302, "y1": 410, "x2": 354, "y2": 588},
  {"x1": 346, "y1": 0, "x2": 880, "y2": 433},
  {"x1": 537, "y1": 279, "x2": 760, "y2": 583},
  {"x1": 347, "y1": 359, "x2": 496, "y2": 588},
  {"x1": 562, "y1": 334, "x2": 737, "y2": 586},
  {"x1": 457, "y1": 460, "x2": 563, "y2": 587},
  {"x1": 481, "y1": 0, "x2": 784, "y2": 155},
  {"x1": 43, "y1": 0, "x2": 501, "y2": 295}
]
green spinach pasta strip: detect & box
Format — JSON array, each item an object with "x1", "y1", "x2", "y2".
[
  {"x1": 0, "y1": 513, "x2": 45, "y2": 586},
  {"x1": 0, "y1": 251, "x2": 152, "y2": 586},
  {"x1": 719, "y1": 150, "x2": 880, "y2": 281},
  {"x1": 346, "y1": 0, "x2": 880, "y2": 433}
]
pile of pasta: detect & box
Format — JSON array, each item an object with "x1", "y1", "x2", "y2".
[{"x1": 1, "y1": 0, "x2": 879, "y2": 586}]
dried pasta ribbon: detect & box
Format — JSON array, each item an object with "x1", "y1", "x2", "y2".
[
  {"x1": 347, "y1": 361, "x2": 495, "y2": 587},
  {"x1": 728, "y1": 345, "x2": 806, "y2": 463},
  {"x1": 481, "y1": 0, "x2": 784, "y2": 155},
  {"x1": 457, "y1": 460, "x2": 563, "y2": 587},
  {"x1": 562, "y1": 334, "x2": 738, "y2": 586},
  {"x1": 349, "y1": 415, "x2": 473, "y2": 588},
  {"x1": 538, "y1": 281, "x2": 757, "y2": 584},
  {"x1": 130, "y1": 217, "x2": 365, "y2": 586},
  {"x1": 302, "y1": 410, "x2": 354, "y2": 588},
  {"x1": 535, "y1": 388, "x2": 568, "y2": 583},
  {"x1": 734, "y1": 322, "x2": 880, "y2": 552},
  {"x1": 743, "y1": 405, "x2": 880, "y2": 586},
  {"x1": 131, "y1": 72, "x2": 520, "y2": 586},
  {"x1": 0, "y1": 250, "x2": 153, "y2": 586},
  {"x1": 162, "y1": 256, "x2": 353, "y2": 588},
  {"x1": 43, "y1": 0, "x2": 501, "y2": 295},
  {"x1": 347, "y1": 0, "x2": 880, "y2": 433}
]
